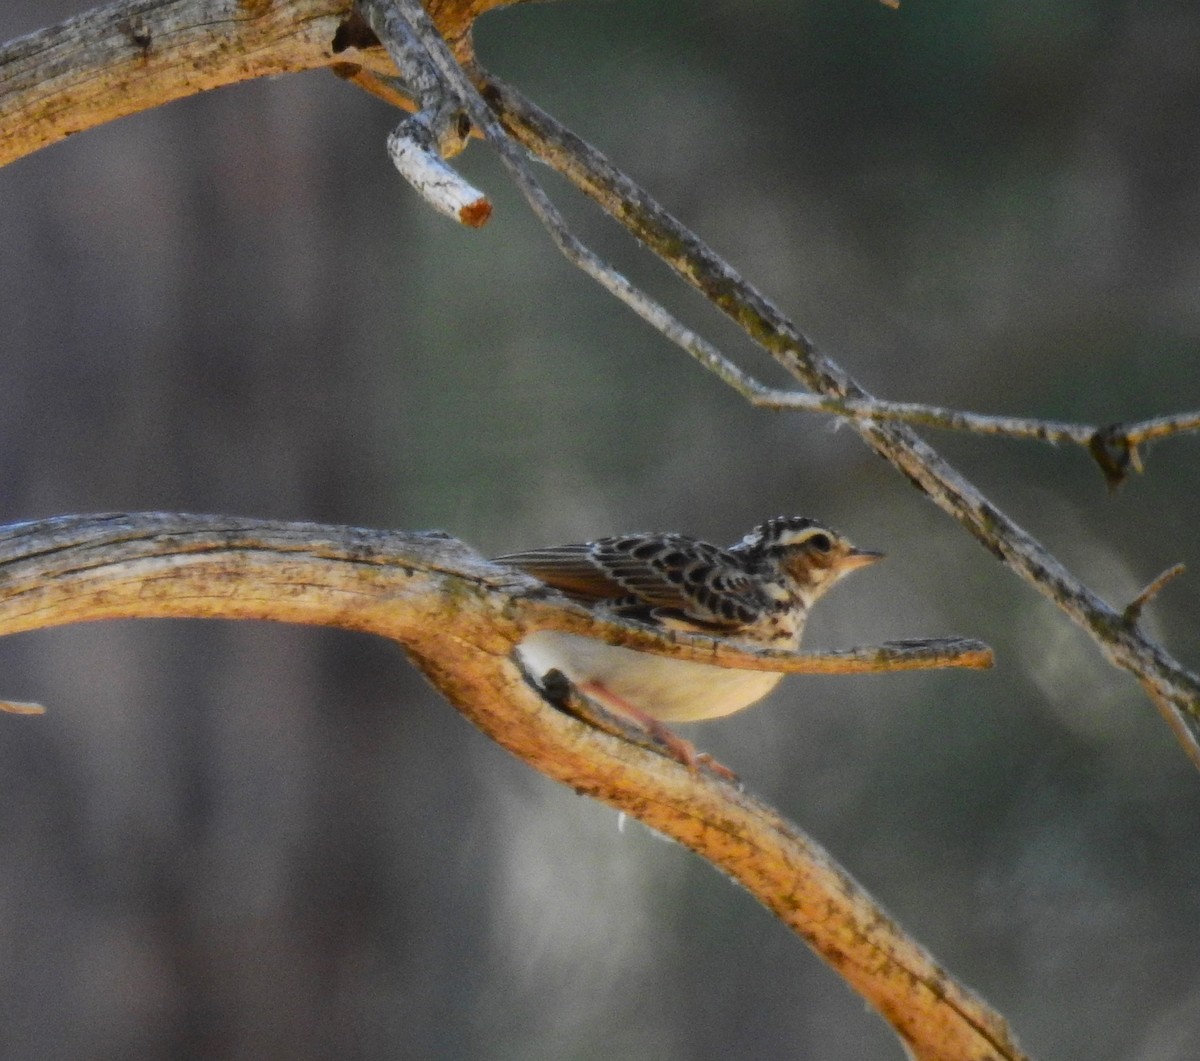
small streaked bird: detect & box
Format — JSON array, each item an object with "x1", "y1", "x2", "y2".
[{"x1": 494, "y1": 516, "x2": 882, "y2": 770}]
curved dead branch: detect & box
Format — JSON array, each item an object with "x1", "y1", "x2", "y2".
[{"x1": 0, "y1": 511, "x2": 1021, "y2": 1061}]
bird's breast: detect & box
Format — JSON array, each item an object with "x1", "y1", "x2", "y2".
[{"x1": 516, "y1": 631, "x2": 787, "y2": 723}]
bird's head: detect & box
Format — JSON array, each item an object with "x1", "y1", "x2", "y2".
[{"x1": 733, "y1": 516, "x2": 883, "y2": 608}]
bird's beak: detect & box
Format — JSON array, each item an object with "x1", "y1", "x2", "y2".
[{"x1": 839, "y1": 547, "x2": 885, "y2": 572}]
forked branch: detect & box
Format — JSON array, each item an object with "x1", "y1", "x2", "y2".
[{"x1": 0, "y1": 511, "x2": 1020, "y2": 1061}]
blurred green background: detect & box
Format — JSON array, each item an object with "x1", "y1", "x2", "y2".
[{"x1": 2, "y1": 1, "x2": 1199, "y2": 1058}]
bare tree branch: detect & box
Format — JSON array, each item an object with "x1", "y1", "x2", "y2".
[{"x1": 0, "y1": 511, "x2": 1025, "y2": 1061}]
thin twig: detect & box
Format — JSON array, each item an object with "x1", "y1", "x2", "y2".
[
  {"x1": 756, "y1": 394, "x2": 1200, "y2": 489},
  {"x1": 1126, "y1": 410, "x2": 1200, "y2": 444},
  {"x1": 753, "y1": 388, "x2": 1094, "y2": 444},
  {"x1": 1138, "y1": 676, "x2": 1200, "y2": 774},
  {"x1": 531, "y1": 601, "x2": 997, "y2": 674},
  {"x1": 0, "y1": 699, "x2": 46, "y2": 715},
  {"x1": 1123, "y1": 563, "x2": 1187, "y2": 627}
]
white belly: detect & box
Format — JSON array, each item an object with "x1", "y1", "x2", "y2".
[{"x1": 516, "y1": 631, "x2": 786, "y2": 724}]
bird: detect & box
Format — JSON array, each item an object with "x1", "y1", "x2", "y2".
[{"x1": 493, "y1": 516, "x2": 882, "y2": 772}]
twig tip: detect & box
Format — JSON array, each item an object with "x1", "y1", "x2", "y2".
[
  {"x1": 971, "y1": 647, "x2": 997, "y2": 670},
  {"x1": 0, "y1": 699, "x2": 47, "y2": 715},
  {"x1": 459, "y1": 197, "x2": 493, "y2": 227},
  {"x1": 1123, "y1": 563, "x2": 1186, "y2": 626}
]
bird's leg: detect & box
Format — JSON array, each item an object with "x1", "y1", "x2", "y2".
[{"x1": 577, "y1": 680, "x2": 739, "y2": 784}]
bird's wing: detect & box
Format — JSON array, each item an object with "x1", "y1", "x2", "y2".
[
  {"x1": 495, "y1": 534, "x2": 764, "y2": 628},
  {"x1": 492, "y1": 543, "x2": 626, "y2": 602}
]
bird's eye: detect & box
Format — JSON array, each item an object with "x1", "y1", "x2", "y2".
[{"x1": 807, "y1": 532, "x2": 833, "y2": 553}]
